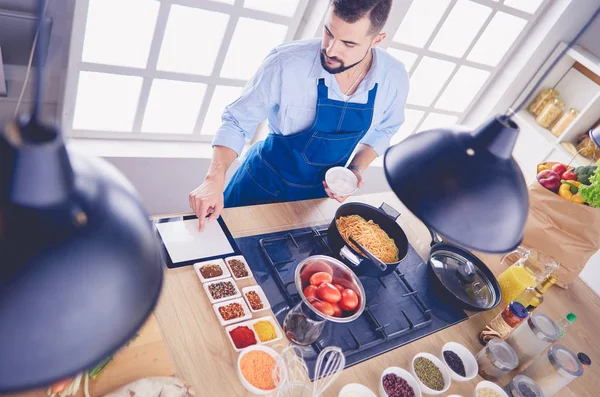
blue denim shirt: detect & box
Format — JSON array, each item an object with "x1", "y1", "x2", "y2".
[{"x1": 212, "y1": 39, "x2": 409, "y2": 156}]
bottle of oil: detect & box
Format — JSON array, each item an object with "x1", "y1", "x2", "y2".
[{"x1": 517, "y1": 273, "x2": 557, "y2": 312}]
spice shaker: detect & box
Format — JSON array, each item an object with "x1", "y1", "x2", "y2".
[
  {"x1": 529, "y1": 88, "x2": 559, "y2": 116},
  {"x1": 480, "y1": 301, "x2": 529, "y2": 344},
  {"x1": 476, "y1": 339, "x2": 519, "y2": 381},
  {"x1": 577, "y1": 353, "x2": 591, "y2": 371},
  {"x1": 506, "y1": 312, "x2": 560, "y2": 368},
  {"x1": 522, "y1": 344, "x2": 583, "y2": 396},
  {"x1": 536, "y1": 98, "x2": 564, "y2": 129},
  {"x1": 503, "y1": 375, "x2": 545, "y2": 397}
]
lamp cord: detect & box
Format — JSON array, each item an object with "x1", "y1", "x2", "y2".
[
  {"x1": 32, "y1": 0, "x2": 50, "y2": 122},
  {"x1": 508, "y1": 6, "x2": 600, "y2": 117}
]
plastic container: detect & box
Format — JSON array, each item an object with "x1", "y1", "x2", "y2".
[
  {"x1": 339, "y1": 383, "x2": 377, "y2": 397},
  {"x1": 325, "y1": 166, "x2": 359, "y2": 196},
  {"x1": 203, "y1": 277, "x2": 241, "y2": 304},
  {"x1": 577, "y1": 352, "x2": 591, "y2": 371},
  {"x1": 503, "y1": 375, "x2": 545, "y2": 397},
  {"x1": 380, "y1": 367, "x2": 422, "y2": 397},
  {"x1": 242, "y1": 285, "x2": 271, "y2": 313},
  {"x1": 506, "y1": 312, "x2": 560, "y2": 368},
  {"x1": 440, "y1": 342, "x2": 478, "y2": 382},
  {"x1": 556, "y1": 313, "x2": 576, "y2": 338},
  {"x1": 213, "y1": 297, "x2": 252, "y2": 326},
  {"x1": 225, "y1": 255, "x2": 253, "y2": 280},
  {"x1": 411, "y1": 353, "x2": 451, "y2": 395},
  {"x1": 193, "y1": 258, "x2": 230, "y2": 283},
  {"x1": 475, "y1": 339, "x2": 519, "y2": 381},
  {"x1": 522, "y1": 345, "x2": 583, "y2": 397},
  {"x1": 237, "y1": 345, "x2": 280, "y2": 395},
  {"x1": 474, "y1": 381, "x2": 510, "y2": 397}
]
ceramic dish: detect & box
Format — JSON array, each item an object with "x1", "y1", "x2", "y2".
[
  {"x1": 193, "y1": 258, "x2": 230, "y2": 283},
  {"x1": 379, "y1": 367, "x2": 421, "y2": 397},
  {"x1": 325, "y1": 166, "x2": 359, "y2": 196},
  {"x1": 213, "y1": 297, "x2": 252, "y2": 326},
  {"x1": 237, "y1": 345, "x2": 280, "y2": 395},
  {"x1": 339, "y1": 383, "x2": 377, "y2": 397},
  {"x1": 242, "y1": 285, "x2": 271, "y2": 313},
  {"x1": 440, "y1": 342, "x2": 478, "y2": 382},
  {"x1": 250, "y1": 316, "x2": 283, "y2": 344},
  {"x1": 411, "y1": 353, "x2": 451, "y2": 395},
  {"x1": 474, "y1": 380, "x2": 509, "y2": 397},
  {"x1": 225, "y1": 321, "x2": 260, "y2": 352},
  {"x1": 203, "y1": 277, "x2": 241, "y2": 304},
  {"x1": 225, "y1": 255, "x2": 253, "y2": 280}
]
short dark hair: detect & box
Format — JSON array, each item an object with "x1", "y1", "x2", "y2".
[{"x1": 331, "y1": 0, "x2": 392, "y2": 34}]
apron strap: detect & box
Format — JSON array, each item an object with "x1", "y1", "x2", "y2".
[
  {"x1": 367, "y1": 83, "x2": 378, "y2": 105},
  {"x1": 317, "y1": 78, "x2": 329, "y2": 99}
]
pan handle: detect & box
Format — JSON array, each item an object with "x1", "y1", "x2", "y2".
[
  {"x1": 378, "y1": 202, "x2": 400, "y2": 221},
  {"x1": 349, "y1": 236, "x2": 388, "y2": 272},
  {"x1": 340, "y1": 246, "x2": 362, "y2": 267},
  {"x1": 426, "y1": 225, "x2": 443, "y2": 247}
]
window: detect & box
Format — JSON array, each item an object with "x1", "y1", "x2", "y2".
[
  {"x1": 386, "y1": 0, "x2": 546, "y2": 136},
  {"x1": 64, "y1": 0, "x2": 307, "y2": 141},
  {"x1": 64, "y1": 0, "x2": 546, "y2": 143}
]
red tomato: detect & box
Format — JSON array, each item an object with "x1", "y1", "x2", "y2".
[
  {"x1": 311, "y1": 300, "x2": 335, "y2": 316},
  {"x1": 317, "y1": 282, "x2": 342, "y2": 303},
  {"x1": 331, "y1": 302, "x2": 343, "y2": 317},
  {"x1": 303, "y1": 285, "x2": 318, "y2": 300},
  {"x1": 310, "y1": 272, "x2": 333, "y2": 286},
  {"x1": 50, "y1": 379, "x2": 71, "y2": 394},
  {"x1": 339, "y1": 289, "x2": 359, "y2": 311},
  {"x1": 332, "y1": 283, "x2": 345, "y2": 293}
]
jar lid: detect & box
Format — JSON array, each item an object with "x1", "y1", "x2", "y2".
[
  {"x1": 548, "y1": 345, "x2": 583, "y2": 379},
  {"x1": 509, "y1": 302, "x2": 528, "y2": 319},
  {"x1": 578, "y1": 352, "x2": 591, "y2": 366},
  {"x1": 527, "y1": 312, "x2": 560, "y2": 343},
  {"x1": 508, "y1": 375, "x2": 545, "y2": 397},
  {"x1": 486, "y1": 339, "x2": 519, "y2": 371}
]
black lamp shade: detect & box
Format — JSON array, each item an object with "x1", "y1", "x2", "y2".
[
  {"x1": 0, "y1": 120, "x2": 163, "y2": 392},
  {"x1": 384, "y1": 115, "x2": 528, "y2": 253}
]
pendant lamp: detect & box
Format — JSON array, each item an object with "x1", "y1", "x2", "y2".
[
  {"x1": 0, "y1": 1, "x2": 163, "y2": 392},
  {"x1": 384, "y1": 7, "x2": 600, "y2": 253}
]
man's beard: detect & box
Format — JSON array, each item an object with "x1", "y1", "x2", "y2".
[{"x1": 320, "y1": 49, "x2": 365, "y2": 74}]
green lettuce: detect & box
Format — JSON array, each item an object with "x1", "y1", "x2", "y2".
[{"x1": 579, "y1": 163, "x2": 600, "y2": 208}]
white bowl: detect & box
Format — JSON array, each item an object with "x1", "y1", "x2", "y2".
[
  {"x1": 474, "y1": 381, "x2": 509, "y2": 397},
  {"x1": 203, "y1": 277, "x2": 241, "y2": 304},
  {"x1": 237, "y1": 345, "x2": 280, "y2": 395},
  {"x1": 339, "y1": 383, "x2": 377, "y2": 397},
  {"x1": 225, "y1": 255, "x2": 254, "y2": 280},
  {"x1": 242, "y1": 285, "x2": 271, "y2": 313},
  {"x1": 379, "y1": 366, "x2": 422, "y2": 397},
  {"x1": 411, "y1": 353, "x2": 451, "y2": 395},
  {"x1": 193, "y1": 258, "x2": 230, "y2": 283},
  {"x1": 325, "y1": 166, "x2": 359, "y2": 196},
  {"x1": 441, "y1": 342, "x2": 478, "y2": 382}
]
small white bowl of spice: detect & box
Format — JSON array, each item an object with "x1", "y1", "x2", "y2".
[
  {"x1": 237, "y1": 345, "x2": 280, "y2": 395},
  {"x1": 441, "y1": 342, "x2": 478, "y2": 382},
  {"x1": 242, "y1": 285, "x2": 270, "y2": 313},
  {"x1": 380, "y1": 366, "x2": 421, "y2": 397},
  {"x1": 225, "y1": 255, "x2": 253, "y2": 280},
  {"x1": 325, "y1": 166, "x2": 359, "y2": 196},
  {"x1": 339, "y1": 383, "x2": 377, "y2": 397},
  {"x1": 411, "y1": 353, "x2": 451, "y2": 395},
  {"x1": 193, "y1": 259, "x2": 230, "y2": 283},
  {"x1": 474, "y1": 381, "x2": 509, "y2": 397}
]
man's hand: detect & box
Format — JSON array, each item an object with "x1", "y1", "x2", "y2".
[
  {"x1": 323, "y1": 169, "x2": 363, "y2": 203},
  {"x1": 189, "y1": 175, "x2": 225, "y2": 231}
]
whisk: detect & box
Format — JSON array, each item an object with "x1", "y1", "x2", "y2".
[{"x1": 312, "y1": 346, "x2": 345, "y2": 397}]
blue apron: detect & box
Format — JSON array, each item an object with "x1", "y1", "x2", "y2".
[{"x1": 224, "y1": 78, "x2": 378, "y2": 207}]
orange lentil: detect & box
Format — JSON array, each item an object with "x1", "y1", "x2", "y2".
[{"x1": 240, "y1": 351, "x2": 277, "y2": 391}]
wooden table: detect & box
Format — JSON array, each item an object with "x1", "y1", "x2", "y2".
[{"x1": 154, "y1": 192, "x2": 600, "y2": 397}]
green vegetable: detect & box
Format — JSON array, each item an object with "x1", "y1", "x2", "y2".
[
  {"x1": 575, "y1": 165, "x2": 597, "y2": 185},
  {"x1": 579, "y1": 164, "x2": 600, "y2": 208}
]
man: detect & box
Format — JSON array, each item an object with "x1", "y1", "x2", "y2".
[{"x1": 190, "y1": 0, "x2": 408, "y2": 230}]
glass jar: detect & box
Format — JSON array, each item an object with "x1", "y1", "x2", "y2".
[
  {"x1": 503, "y1": 375, "x2": 545, "y2": 397},
  {"x1": 476, "y1": 339, "x2": 519, "y2": 381},
  {"x1": 522, "y1": 345, "x2": 583, "y2": 396},
  {"x1": 480, "y1": 302, "x2": 529, "y2": 344},
  {"x1": 529, "y1": 88, "x2": 559, "y2": 116},
  {"x1": 506, "y1": 312, "x2": 560, "y2": 368},
  {"x1": 536, "y1": 98, "x2": 565, "y2": 128},
  {"x1": 550, "y1": 108, "x2": 578, "y2": 137},
  {"x1": 283, "y1": 301, "x2": 326, "y2": 346},
  {"x1": 498, "y1": 247, "x2": 559, "y2": 303}
]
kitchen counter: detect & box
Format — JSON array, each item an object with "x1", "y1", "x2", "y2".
[{"x1": 154, "y1": 191, "x2": 600, "y2": 397}]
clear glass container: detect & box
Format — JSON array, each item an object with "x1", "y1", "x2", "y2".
[
  {"x1": 503, "y1": 375, "x2": 545, "y2": 397},
  {"x1": 283, "y1": 300, "x2": 326, "y2": 346},
  {"x1": 506, "y1": 312, "x2": 560, "y2": 368},
  {"x1": 476, "y1": 339, "x2": 519, "y2": 381},
  {"x1": 550, "y1": 108, "x2": 578, "y2": 137},
  {"x1": 529, "y1": 88, "x2": 559, "y2": 116},
  {"x1": 480, "y1": 302, "x2": 529, "y2": 344},
  {"x1": 536, "y1": 98, "x2": 565, "y2": 128},
  {"x1": 498, "y1": 247, "x2": 559, "y2": 303},
  {"x1": 522, "y1": 345, "x2": 583, "y2": 396}
]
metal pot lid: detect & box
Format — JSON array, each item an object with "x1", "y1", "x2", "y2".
[
  {"x1": 527, "y1": 312, "x2": 561, "y2": 343},
  {"x1": 548, "y1": 345, "x2": 584, "y2": 379},
  {"x1": 429, "y1": 249, "x2": 497, "y2": 309},
  {"x1": 486, "y1": 339, "x2": 519, "y2": 371},
  {"x1": 507, "y1": 375, "x2": 545, "y2": 397}
]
